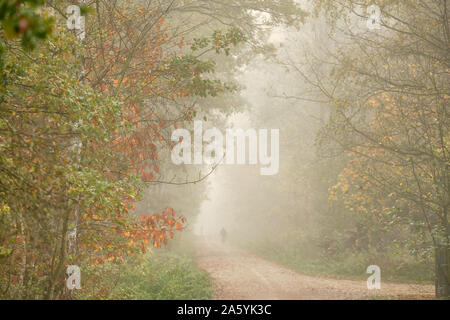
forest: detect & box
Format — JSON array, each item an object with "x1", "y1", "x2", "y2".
[{"x1": 0, "y1": 0, "x2": 448, "y2": 300}]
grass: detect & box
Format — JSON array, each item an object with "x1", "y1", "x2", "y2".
[
  {"x1": 75, "y1": 232, "x2": 213, "y2": 300},
  {"x1": 113, "y1": 233, "x2": 213, "y2": 300},
  {"x1": 112, "y1": 252, "x2": 213, "y2": 300}
]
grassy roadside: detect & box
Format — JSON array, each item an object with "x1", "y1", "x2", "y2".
[
  {"x1": 75, "y1": 232, "x2": 213, "y2": 300},
  {"x1": 113, "y1": 232, "x2": 213, "y2": 300},
  {"x1": 233, "y1": 239, "x2": 434, "y2": 285}
]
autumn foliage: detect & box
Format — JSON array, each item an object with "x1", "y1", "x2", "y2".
[{"x1": 0, "y1": 0, "x2": 243, "y2": 299}]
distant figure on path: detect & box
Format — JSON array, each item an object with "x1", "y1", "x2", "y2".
[{"x1": 220, "y1": 227, "x2": 227, "y2": 243}]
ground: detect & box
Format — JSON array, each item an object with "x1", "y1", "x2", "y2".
[{"x1": 195, "y1": 236, "x2": 434, "y2": 300}]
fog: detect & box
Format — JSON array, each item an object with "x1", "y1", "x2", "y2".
[
  {"x1": 194, "y1": 23, "x2": 325, "y2": 239},
  {"x1": 1, "y1": 0, "x2": 446, "y2": 300}
]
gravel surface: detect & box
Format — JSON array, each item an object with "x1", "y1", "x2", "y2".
[{"x1": 195, "y1": 237, "x2": 434, "y2": 300}]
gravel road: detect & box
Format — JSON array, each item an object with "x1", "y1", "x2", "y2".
[{"x1": 195, "y1": 237, "x2": 434, "y2": 300}]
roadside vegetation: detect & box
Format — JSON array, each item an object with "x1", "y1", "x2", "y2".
[{"x1": 74, "y1": 233, "x2": 212, "y2": 300}]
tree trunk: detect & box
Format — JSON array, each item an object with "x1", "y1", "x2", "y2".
[
  {"x1": 435, "y1": 244, "x2": 449, "y2": 299},
  {"x1": 45, "y1": 210, "x2": 70, "y2": 300}
]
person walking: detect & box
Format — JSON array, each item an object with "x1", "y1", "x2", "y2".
[{"x1": 220, "y1": 227, "x2": 227, "y2": 243}]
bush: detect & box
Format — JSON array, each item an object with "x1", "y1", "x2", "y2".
[{"x1": 74, "y1": 232, "x2": 213, "y2": 300}]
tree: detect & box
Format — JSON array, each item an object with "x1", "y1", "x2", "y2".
[
  {"x1": 301, "y1": 0, "x2": 449, "y2": 297},
  {"x1": 0, "y1": 0, "x2": 246, "y2": 298}
]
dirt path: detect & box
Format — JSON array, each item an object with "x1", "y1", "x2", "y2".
[{"x1": 195, "y1": 237, "x2": 434, "y2": 300}]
